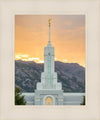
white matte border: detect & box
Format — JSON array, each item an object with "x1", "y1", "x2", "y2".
[{"x1": 0, "y1": 0, "x2": 100, "y2": 120}]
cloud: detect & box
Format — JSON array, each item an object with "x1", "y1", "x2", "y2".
[
  {"x1": 55, "y1": 58, "x2": 60, "y2": 61},
  {"x1": 15, "y1": 54, "x2": 44, "y2": 63},
  {"x1": 62, "y1": 59, "x2": 68, "y2": 62},
  {"x1": 39, "y1": 60, "x2": 44, "y2": 63},
  {"x1": 15, "y1": 54, "x2": 29, "y2": 58}
]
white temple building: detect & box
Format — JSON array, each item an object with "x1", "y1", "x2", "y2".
[{"x1": 22, "y1": 19, "x2": 85, "y2": 105}]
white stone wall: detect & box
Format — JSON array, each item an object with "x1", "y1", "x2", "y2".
[
  {"x1": 22, "y1": 93, "x2": 85, "y2": 105},
  {"x1": 36, "y1": 43, "x2": 62, "y2": 90}
]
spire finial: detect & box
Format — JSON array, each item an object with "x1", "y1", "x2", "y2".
[
  {"x1": 48, "y1": 18, "x2": 51, "y2": 26},
  {"x1": 48, "y1": 18, "x2": 51, "y2": 47}
]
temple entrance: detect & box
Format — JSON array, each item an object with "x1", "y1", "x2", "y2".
[{"x1": 45, "y1": 97, "x2": 53, "y2": 105}]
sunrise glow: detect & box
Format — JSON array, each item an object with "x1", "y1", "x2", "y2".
[
  {"x1": 15, "y1": 15, "x2": 85, "y2": 67},
  {"x1": 15, "y1": 54, "x2": 70, "y2": 63}
]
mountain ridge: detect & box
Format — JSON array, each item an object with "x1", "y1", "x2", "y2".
[{"x1": 15, "y1": 60, "x2": 85, "y2": 93}]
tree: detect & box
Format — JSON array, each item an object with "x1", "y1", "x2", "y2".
[
  {"x1": 15, "y1": 87, "x2": 26, "y2": 105},
  {"x1": 80, "y1": 96, "x2": 85, "y2": 105}
]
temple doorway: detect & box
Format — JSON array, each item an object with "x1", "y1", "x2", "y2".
[{"x1": 45, "y1": 97, "x2": 53, "y2": 105}]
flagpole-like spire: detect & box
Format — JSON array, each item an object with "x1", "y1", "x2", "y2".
[{"x1": 48, "y1": 18, "x2": 51, "y2": 46}]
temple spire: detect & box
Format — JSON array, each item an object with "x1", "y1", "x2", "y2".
[{"x1": 48, "y1": 18, "x2": 51, "y2": 47}]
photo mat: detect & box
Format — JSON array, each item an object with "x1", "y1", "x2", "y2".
[{"x1": 0, "y1": 0, "x2": 100, "y2": 120}]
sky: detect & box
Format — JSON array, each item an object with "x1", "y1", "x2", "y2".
[{"x1": 15, "y1": 15, "x2": 85, "y2": 67}]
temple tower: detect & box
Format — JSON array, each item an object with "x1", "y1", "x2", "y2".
[{"x1": 35, "y1": 19, "x2": 63, "y2": 105}]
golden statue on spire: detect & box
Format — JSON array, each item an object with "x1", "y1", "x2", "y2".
[{"x1": 48, "y1": 18, "x2": 51, "y2": 26}]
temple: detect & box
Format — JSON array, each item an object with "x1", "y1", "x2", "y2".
[
  {"x1": 34, "y1": 19, "x2": 63, "y2": 105},
  {"x1": 22, "y1": 19, "x2": 85, "y2": 105}
]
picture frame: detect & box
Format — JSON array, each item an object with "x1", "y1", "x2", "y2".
[{"x1": 0, "y1": 0, "x2": 100, "y2": 120}]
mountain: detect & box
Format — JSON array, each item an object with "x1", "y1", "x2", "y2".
[{"x1": 15, "y1": 60, "x2": 85, "y2": 93}]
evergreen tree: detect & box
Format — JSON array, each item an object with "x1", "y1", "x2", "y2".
[{"x1": 15, "y1": 87, "x2": 26, "y2": 105}]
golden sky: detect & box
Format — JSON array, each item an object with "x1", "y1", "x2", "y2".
[{"x1": 15, "y1": 15, "x2": 85, "y2": 67}]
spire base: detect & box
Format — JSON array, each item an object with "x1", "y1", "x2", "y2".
[{"x1": 47, "y1": 41, "x2": 51, "y2": 47}]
